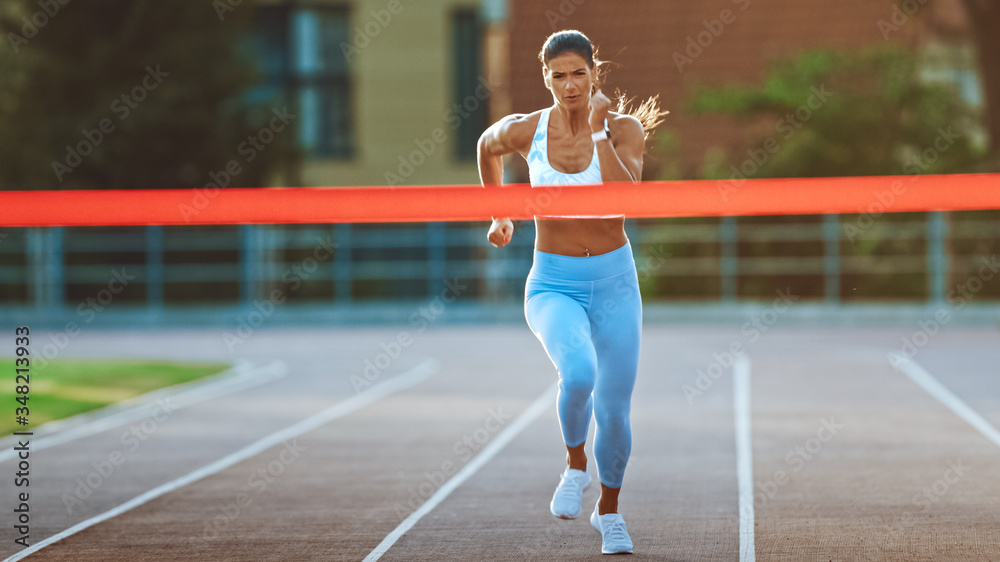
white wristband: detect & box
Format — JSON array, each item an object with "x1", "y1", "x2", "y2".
[{"x1": 591, "y1": 129, "x2": 609, "y2": 143}]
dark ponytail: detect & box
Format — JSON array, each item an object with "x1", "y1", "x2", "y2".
[{"x1": 539, "y1": 30, "x2": 668, "y2": 139}]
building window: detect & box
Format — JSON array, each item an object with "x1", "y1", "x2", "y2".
[
  {"x1": 452, "y1": 9, "x2": 488, "y2": 161},
  {"x1": 250, "y1": 4, "x2": 353, "y2": 159}
]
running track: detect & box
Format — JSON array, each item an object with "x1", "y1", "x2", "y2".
[{"x1": 1, "y1": 322, "x2": 998, "y2": 561}]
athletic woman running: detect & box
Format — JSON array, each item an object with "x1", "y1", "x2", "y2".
[{"x1": 477, "y1": 30, "x2": 664, "y2": 555}]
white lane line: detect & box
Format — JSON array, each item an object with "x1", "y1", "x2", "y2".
[
  {"x1": 3, "y1": 359, "x2": 438, "y2": 562},
  {"x1": 733, "y1": 354, "x2": 755, "y2": 562},
  {"x1": 892, "y1": 354, "x2": 1000, "y2": 449},
  {"x1": 0, "y1": 360, "x2": 288, "y2": 462},
  {"x1": 364, "y1": 381, "x2": 559, "y2": 562}
]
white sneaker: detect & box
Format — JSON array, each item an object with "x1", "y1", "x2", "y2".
[
  {"x1": 590, "y1": 501, "x2": 634, "y2": 554},
  {"x1": 549, "y1": 467, "x2": 591, "y2": 519}
]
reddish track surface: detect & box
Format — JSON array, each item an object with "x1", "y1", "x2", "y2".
[{"x1": 1, "y1": 323, "x2": 998, "y2": 561}]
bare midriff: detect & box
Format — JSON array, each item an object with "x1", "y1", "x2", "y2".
[{"x1": 534, "y1": 217, "x2": 627, "y2": 257}]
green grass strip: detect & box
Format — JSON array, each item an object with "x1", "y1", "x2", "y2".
[{"x1": 2, "y1": 358, "x2": 230, "y2": 437}]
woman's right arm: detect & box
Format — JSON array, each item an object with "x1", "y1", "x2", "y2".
[{"x1": 478, "y1": 114, "x2": 528, "y2": 248}]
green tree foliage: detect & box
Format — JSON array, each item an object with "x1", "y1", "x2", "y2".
[
  {"x1": 689, "y1": 46, "x2": 984, "y2": 180},
  {"x1": 649, "y1": 47, "x2": 990, "y2": 302},
  {"x1": 961, "y1": 0, "x2": 1000, "y2": 165},
  {"x1": 0, "y1": 0, "x2": 297, "y2": 190}
]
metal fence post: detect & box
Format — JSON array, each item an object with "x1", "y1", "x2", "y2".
[
  {"x1": 261, "y1": 225, "x2": 281, "y2": 302},
  {"x1": 52, "y1": 228, "x2": 64, "y2": 310},
  {"x1": 146, "y1": 225, "x2": 164, "y2": 310},
  {"x1": 823, "y1": 215, "x2": 840, "y2": 304},
  {"x1": 28, "y1": 228, "x2": 64, "y2": 311},
  {"x1": 427, "y1": 222, "x2": 446, "y2": 297},
  {"x1": 927, "y1": 211, "x2": 948, "y2": 303},
  {"x1": 625, "y1": 218, "x2": 640, "y2": 255},
  {"x1": 720, "y1": 216, "x2": 738, "y2": 302},
  {"x1": 240, "y1": 225, "x2": 256, "y2": 306},
  {"x1": 334, "y1": 223, "x2": 352, "y2": 303},
  {"x1": 27, "y1": 228, "x2": 44, "y2": 310}
]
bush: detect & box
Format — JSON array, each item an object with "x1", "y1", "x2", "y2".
[{"x1": 689, "y1": 46, "x2": 985, "y2": 180}]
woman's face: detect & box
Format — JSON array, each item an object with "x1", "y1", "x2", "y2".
[{"x1": 544, "y1": 52, "x2": 595, "y2": 108}]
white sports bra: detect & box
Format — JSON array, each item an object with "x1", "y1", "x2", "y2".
[{"x1": 525, "y1": 107, "x2": 625, "y2": 219}]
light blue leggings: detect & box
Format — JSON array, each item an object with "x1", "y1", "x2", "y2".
[{"x1": 524, "y1": 239, "x2": 642, "y2": 488}]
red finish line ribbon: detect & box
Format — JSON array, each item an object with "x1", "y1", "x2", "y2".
[{"x1": 0, "y1": 174, "x2": 998, "y2": 227}]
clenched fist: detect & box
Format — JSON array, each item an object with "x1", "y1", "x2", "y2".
[
  {"x1": 589, "y1": 88, "x2": 611, "y2": 134},
  {"x1": 488, "y1": 218, "x2": 513, "y2": 248}
]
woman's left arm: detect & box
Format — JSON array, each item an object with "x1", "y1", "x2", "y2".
[{"x1": 589, "y1": 90, "x2": 645, "y2": 183}]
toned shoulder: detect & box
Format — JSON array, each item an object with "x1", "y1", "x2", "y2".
[
  {"x1": 607, "y1": 111, "x2": 644, "y2": 141},
  {"x1": 497, "y1": 110, "x2": 544, "y2": 151}
]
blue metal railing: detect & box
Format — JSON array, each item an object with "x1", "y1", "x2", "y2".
[{"x1": 1, "y1": 213, "x2": 998, "y2": 311}]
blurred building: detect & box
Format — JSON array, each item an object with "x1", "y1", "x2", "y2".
[
  {"x1": 250, "y1": 0, "x2": 494, "y2": 188},
  {"x1": 241, "y1": 0, "x2": 981, "y2": 184},
  {"x1": 501, "y1": 0, "x2": 980, "y2": 180}
]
